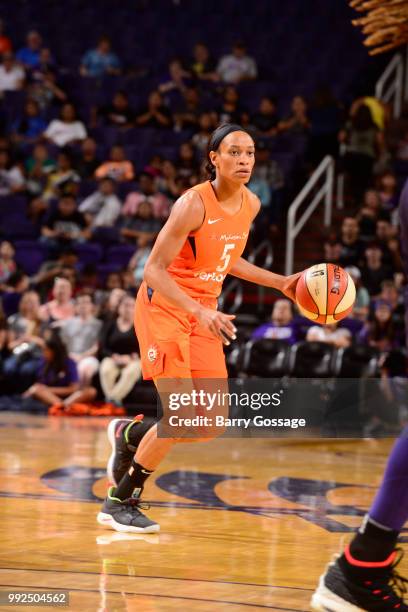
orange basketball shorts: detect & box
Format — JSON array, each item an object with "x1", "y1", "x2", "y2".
[{"x1": 134, "y1": 281, "x2": 228, "y2": 380}]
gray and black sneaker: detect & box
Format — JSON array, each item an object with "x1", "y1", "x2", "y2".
[
  {"x1": 97, "y1": 487, "x2": 160, "y2": 533},
  {"x1": 107, "y1": 415, "x2": 155, "y2": 485},
  {"x1": 311, "y1": 549, "x2": 408, "y2": 611}
]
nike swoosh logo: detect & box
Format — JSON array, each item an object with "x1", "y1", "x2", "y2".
[
  {"x1": 141, "y1": 469, "x2": 152, "y2": 474},
  {"x1": 208, "y1": 218, "x2": 223, "y2": 224}
]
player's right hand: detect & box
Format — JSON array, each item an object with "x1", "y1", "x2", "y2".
[{"x1": 195, "y1": 307, "x2": 237, "y2": 345}]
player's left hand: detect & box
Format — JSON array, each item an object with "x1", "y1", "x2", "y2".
[{"x1": 281, "y1": 272, "x2": 302, "y2": 302}]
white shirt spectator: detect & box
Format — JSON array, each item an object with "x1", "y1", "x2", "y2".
[
  {"x1": 0, "y1": 166, "x2": 25, "y2": 195},
  {"x1": 0, "y1": 63, "x2": 25, "y2": 92},
  {"x1": 217, "y1": 52, "x2": 257, "y2": 84},
  {"x1": 79, "y1": 190, "x2": 121, "y2": 227},
  {"x1": 44, "y1": 119, "x2": 87, "y2": 147}
]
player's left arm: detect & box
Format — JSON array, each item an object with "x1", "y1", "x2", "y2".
[{"x1": 228, "y1": 193, "x2": 301, "y2": 301}]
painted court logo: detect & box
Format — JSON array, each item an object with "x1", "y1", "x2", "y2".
[{"x1": 147, "y1": 345, "x2": 159, "y2": 362}]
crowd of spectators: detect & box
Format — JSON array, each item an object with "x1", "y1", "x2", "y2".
[{"x1": 0, "y1": 22, "x2": 406, "y2": 415}]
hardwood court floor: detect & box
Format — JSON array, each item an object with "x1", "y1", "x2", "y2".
[{"x1": 0, "y1": 413, "x2": 406, "y2": 611}]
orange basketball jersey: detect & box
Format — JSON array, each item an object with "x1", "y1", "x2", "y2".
[{"x1": 167, "y1": 180, "x2": 253, "y2": 299}]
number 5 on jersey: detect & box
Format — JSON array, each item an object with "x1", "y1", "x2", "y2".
[{"x1": 216, "y1": 243, "x2": 235, "y2": 273}]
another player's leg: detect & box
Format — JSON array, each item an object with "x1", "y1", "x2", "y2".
[{"x1": 311, "y1": 432, "x2": 408, "y2": 611}]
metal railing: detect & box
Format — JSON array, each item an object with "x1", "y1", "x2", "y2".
[
  {"x1": 375, "y1": 52, "x2": 404, "y2": 119},
  {"x1": 218, "y1": 278, "x2": 243, "y2": 313},
  {"x1": 285, "y1": 155, "x2": 334, "y2": 275}
]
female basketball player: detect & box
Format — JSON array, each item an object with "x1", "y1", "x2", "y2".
[{"x1": 97, "y1": 123, "x2": 301, "y2": 533}]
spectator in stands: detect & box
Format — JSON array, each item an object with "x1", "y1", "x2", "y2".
[
  {"x1": 79, "y1": 177, "x2": 121, "y2": 229},
  {"x1": 0, "y1": 52, "x2": 25, "y2": 94},
  {"x1": 278, "y1": 95, "x2": 310, "y2": 135},
  {"x1": 40, "y1": 195, "x2": 89, "y2": 253},
  {"x1": 177, "y1": 142, "x2": 199, "y2": 180},
  {"x1": 375, "y1": 219, "x2": 401, "y2": 270},
  {"x1": 123, "y1": 172, "x2": 170, "y2": 220},
  {"x1": 247, "y1": 174, "x2": 271, "y2": 208},
  {"x1": 12, "y1": 99, "x2": 47, "y2": 145},
  {"x1": 251, "y1": 299, "x2": 297, "y2": 344},
  {"x1": 94, "y1": 271, "x2": 123, "y2": 308},
  {"x1": 251, "y1": 141, "x2": 284, "y2": 226},
  {"x1": 43, "y1": 103, "x2": 87, "y2": 147},
  {"x1": 97, "y1": 91, "x2": 135, "y2": 129},
  {"x1": 338, "y1": 217, "x2": 364, "y2": 268},
  {"x1": 323, "y1": 237, "x2": 342, "y2": 265},
  {"x1": 345, "y1": 266, "x2": 370, "y2": 321},
  {"x1": 0, "y1": 241, "x2": 16, "y2": 289},
  {"x1": 251, "y1": 96, "x2": 279, "y2": 137},
  {"x1": 95, "y1": 145, "x2": 134, "y2": 182},
  {"x1": 76, "y1": 138, "x2": 100, "y2": 179},
  {"x1": 159, "y1": 59, "x2": 191, "y2": 94},
  {"x1": 120, "y1": 199, "x2": 161, "y2": 247},
  {"x1": 42, "y1": 149, "x2": 80, "y2": 201},
  {"x1": 217, "y1": 41, "x2": 257, "y2": 84},
  {"x1": 80, "y1": 35, "x2": 121, "y2": 78},
  {"x1": 16, "y1": 30, "x2": 43, "y2": 70},
  {"x1": 190, "y1": 43, "x2": 218, "y2": 82},
  {"x1": 135, "y1": 90, "x2": 172, "y2": 129},
  {"x1": 39, "y1": 277, "x2": 75, "y2": 324},
  {"x1": 377, "y1": 279, "x2": 405, "y2": 320},
  {"x1": 306, "y1": 323, "x2": 351, "y2": 348},
  {"x1": 143, "y1": 154, "x2": 163, "y2": 179},
  {"x1": 361, "y1": 243, "x2": 393, "y2": 296},
  {"x1": 60, "y1": 292, "x2": 101, "y2": 385},
  {"x1": 0, "y1": 19, "x2": 12, "y2": 55},
  {"x1": 173, "y1": 86, "x2": 203, "y2": 131},
  {"x1": 218, "y1": 86, "x2": 244, "y2": 124},
  {"x1": 376, "y1": 170, "x2": 398, "y2": 212},
  {"x1": 155, "y1": 159, "x2": 182, "y2": 200},
  {"x1": 25, "y1": 143, "x2": 55, "y2": 197},
  {"x1": 99, "y1": 294, "x2": 141, "y2": 407},
  {"x1": 32, "y1": 249, "x2": 79, "y2": 297},
  {"x1": 358, "y1": 300, "x2": 401, "y2": 351},
  {"x1": 28, "y1": 67, "x2": 67, "y2": 111},
  {"x1": 23, "y1": 331, "x2": 96, "y2": 409},
  {"x1": 128, "y1": 246, "x2": 152, "y2": 288},
  {"x1": 0, "y1": 150, "x2": 25, "y2": 195},
  {"x1": 192, "y1": 112, "x2": 214, "y2": 155},
  {"x1": 1, "y1": 271, "x2": 30, "y2": 316},
  {"x1": 356, "y1": 189, "x2": 382, "y2": 241},
  {"x1": 340, "y1": 103, "x2": 383, "y2": 202},
  {"x1": 3, "y1": 290, "x2": 44, "y2": 388},
  {"x1": 99, "y1": 287, "x2": 125, "y2": 323}
]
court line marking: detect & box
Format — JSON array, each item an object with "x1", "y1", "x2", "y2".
[
  {"x1": 0, "y1": 584, "x2": 305, "y2": 611},
  {"x1": 0, "y1": 566, "x2": 313, "y2": 592}
]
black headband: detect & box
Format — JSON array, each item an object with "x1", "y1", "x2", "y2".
[{"x1": 209, "y1": 123, "x2": 249, "y2": 152}]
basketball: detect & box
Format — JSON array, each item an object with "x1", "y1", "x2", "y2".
[{"x1": 295, "y1": 263, "x2": 356, "y2": 324}]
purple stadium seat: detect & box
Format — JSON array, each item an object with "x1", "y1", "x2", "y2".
[
  {"x1": 14, "y1": 244, "x2": 46, "y2": 275},
  {"x1": 106, "y1": 244, "x2": 135, "y2": 267},
  {"x1": 74, "y1": 243, "x2": 103, "y2": 265}
]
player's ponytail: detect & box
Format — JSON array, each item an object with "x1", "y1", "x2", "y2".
[{"x1": 206, "y1": 122, "x2": 250, "y2": 180}]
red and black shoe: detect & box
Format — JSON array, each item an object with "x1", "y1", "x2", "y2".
[
  {"x1": 311, "y1": 546, "x2": 408, "y2": 611},
  {"x1": 106, "y1": 416, "x2": 155, "y2": 486}
]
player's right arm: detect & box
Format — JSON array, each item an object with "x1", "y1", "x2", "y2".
[{"x1": 143, "y1": 191, "x2": 236, "y2": 345}]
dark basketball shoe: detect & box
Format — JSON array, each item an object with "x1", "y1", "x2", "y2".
[
  {"x1": 107, "y1": 415, "x2": 155, "y2": 485},
  {"x1": 311, "y1": 548, "x2": 408, "y2": 611},
  {"x1": 97, "y1": 487, "x2": 160, "y2": 533}
]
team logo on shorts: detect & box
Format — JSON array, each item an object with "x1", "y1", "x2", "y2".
[{"x1": 147, "y1": 345, "x2": 159, "y2": 362}]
